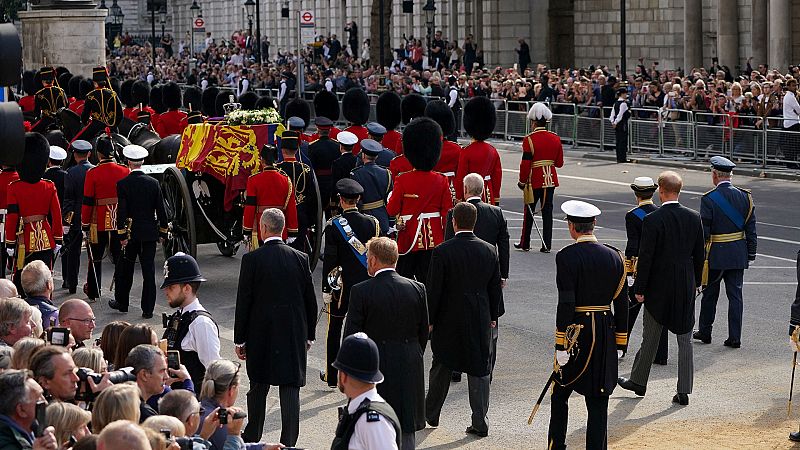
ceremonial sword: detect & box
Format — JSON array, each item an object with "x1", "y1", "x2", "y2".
[{"x1": 790, "y1": 327, "x2": 800, "y2": 417}]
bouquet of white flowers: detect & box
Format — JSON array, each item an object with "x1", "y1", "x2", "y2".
[{"x1": 227, "y1": 108, "x2": 282, "y2": 125}]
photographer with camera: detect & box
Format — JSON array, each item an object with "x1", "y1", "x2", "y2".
[
  {"x1": 126, "y1": 344, "x2": 170, "y2": 422},
  {"x1": 0, "y1": 370, "x2": 59, "y2": 450},
  {"x1": 158, "y1": 390, "x2": 218, "y2": 450}
]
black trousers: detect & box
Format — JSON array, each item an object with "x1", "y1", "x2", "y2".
[
  {"x1": 12, "y1": 249, "x2": 54, "y2": 295},
  {"x1": 520, "y1": 187, "x2": 555, "y2": 250},
  {"x1": 323, "y1": 286, "x2": 350, "y2": 387},
  {"x1": 242, "y1": 383, "x2": 300, "y2": 447},
  {"x1": 85, "y1": 231, "x2": 122, "y2": 300},
  {"x1": 62, "y1": 225, "x2": 83, "y2": 291},
  {"x1": 114, "y1": 240, "x2": 157, "y2": 315},
  {"x1": 426, "y1": 357, "x2": 490, "y2": 433},
  {"x1": 615, "y1": 123, "x2": 628, "y2": 163},
  {"x1": 397, "y1": 250, "x2": 432, "y2": 285},
  {"x1": 548, "y1": 384, "x2": 608, "y2": 450},
  {"x1": 628, "y1": 296, "x2": 668, "y2": 362},
  {"x1": 450, "y1": 109, "x2": 461, "y2": 141}
]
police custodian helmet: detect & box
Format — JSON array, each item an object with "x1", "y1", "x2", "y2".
[
  {"x1": 160, "y1": 252, "x2": 207, "y2": 289},
  {"x1": 333, "y1": 332, "x2": 384, "y2": 384}
]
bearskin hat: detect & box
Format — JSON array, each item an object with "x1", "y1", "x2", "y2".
[
  {"x1": 186, "y1": 110, "x2": 204, "y2": 124},
  {"x1": 342, "y1": 88, "x2": 370, "y2": 125},
  {"x1": 109, "y1": 77, "x2": 121, "y2": 96},
  {"x1": 463, "y1": 95, "x2": 496, "y2": 141},
  {"x1": 163, "y1": 82, "x2": 182, "y2": 110},
  {"x1": 401, "y1": 93, "x2": 427, "y2": 125},
  {"x1": 18, "y1": 133, "x2": 49, "y2": 183},
  {"x1": 183, "y1": 86, "x2": 202, "y2": 112},
  {"x1": 215, "y1": 92, "x2": 235, "y2": 118},
  {"x1": 55, "y1": 67, "x2": 70, "y2": 80},
  {"x1": 58, "y1": 72, "x2": 72, "y2": 93},
  {"x1": 131, "y1": 80, "x2": 151, "y2": 108},
  {"x1": 285, "y1": 98, "x2": 311, "y2": 130},
  {"x1": 45, "y1": 130, "x2": 69, "y2": 150},
  {"x1": 149, "y1": 85, "x2": 165, "y2": 114},
  {"x1": 78, "y1": 78, "x2": 94, "y2": 100},
  {"x1": 119, "y1": 79, "x2": 135, "y2": 108},
  {"x1": 254, "y1": 95, "x2": 276, "y2": 111},
  {"x1": 402, "y1": 117, "x2": 442, "y2": 171},
  {"x1": 424, "y1": 100, "x2": 455, "y2": 137},
  {"x1": 67, "y1": 76, "x2": 82, "y2": 99},
  {"x1": 313, "y1": 89, "x2": 340, "y2": 122},
  {"x1": 376, "y1": 91, "x2": 401, "y2": 131},
  {"x1": 239, "y1": 92, "x2": 259, "y2": 111},
  {"x1": 201, "y1": 87, "x2": 219, "y2": 117},
  {"x1": 22, "y1": 70, "x2": 36, "y2": 95}
]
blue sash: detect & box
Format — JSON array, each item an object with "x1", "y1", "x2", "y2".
[
  {"x1": 707, "y1": 190, "x2": 745, "y2": 229},
  {"x1": 631, "y1": 207, "x2": 646, "y2": 221},
  {"x1": 333, "y1": 217, "x2": 368, "y2": 269}
]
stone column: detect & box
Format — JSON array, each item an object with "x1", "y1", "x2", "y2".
[
  {"x1": 449, "y1": 0, "x2": 458, "y2": 43},
  {"x1": 716, "y1": 0, "x2": 739, "y2": 69},
  {"x1": 684, "y1": 0, "x2": 703, "y2": 71},
  {"x1": 751, "y1": 0, "x2": 768, "y2": 68},
  {"x1": 530, "y1": 0, "x2": 548, "y2": 66},
  {"x1": 473, "y1": 0, "x2": 483, "y2": 52},
  {"x1": 19, "y1": 9, "x2": 107, "y2": 76},
  {"x1": 769, "y1": 0, "x2": 791, "y2": 70}
]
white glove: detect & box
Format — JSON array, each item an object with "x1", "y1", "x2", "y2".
[
  {"x1": 6, "y1": 247, "x2": 13, "y2": 257},
  {"x1": 617, "y1": 350, "x2": 624, "y2": 359},
  {"x1": 243, "y1": 236, "x2": 251, "y2": 251},
  {"x1": 63, "y1": 225, "x2": 70, "y2": 234},
  {"x1": 54, "y1": 244, "x2": 62, "y2": 255},
  {"x1": 791, "y1": 338, "x2": 800, "y2": 353},
  {"x1": 286, "y1": 237, "x2": 297, "y2": 244},
  {"x1": 322, "y1": 293, "x2": 332, "y2": 304},
  {"x1": 626, "y1": 275, "x2": 635, "y2": 287},
  {"x1": 556, "y1": 350, "x2": 570, "y2": 367}
]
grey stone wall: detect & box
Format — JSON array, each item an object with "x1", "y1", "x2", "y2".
[{"x1": 19, "y1": 9, "x2": 107, "y2": 76}]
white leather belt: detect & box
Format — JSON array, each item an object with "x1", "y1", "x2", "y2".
[
  {"x1": 484, "y1": 175, "x2": 491, "y2": 181},
  {"x1": 442, "y1": 171, "x2": 455, "y2": 177},
  {"x1": 400, "y1": 212, "x2": 441, "y2": 222},
  {"x1": 398, "y1": 212, "x2": 441, "y2": 256}
]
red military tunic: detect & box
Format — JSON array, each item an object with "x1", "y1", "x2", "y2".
[
  {"x1": 388, "y1": 155, "x2": 413, "y2": 180},
  {"x1": 156, "y1": 109, "x2": 188, "y2": 137},
  {"x1": 0, "y1": 169, "x2": 20, "y2": 212},
  {"x1": 519, "y1": 127, "x2": 564, "y2": 190},
  {"x1": 81, "y1": 160, "x2": 130, "y2": 236},
  {"x1": 242, "y1": 166, "x2": 299, "y2": 243},
  {"x1": 455, "y1": 140, "x2": 502, "y2": 205},
  {"x1": 18, "y1": 96, "x2": 35, "y2": 113},
  {"x1": 434, "y1": 139, "x2": 461, "y2": 182},
  {"x1": 5, "y1": 179, "x2": 63, "y2": 259},
  {"x1": 69, "y1": 99, "x2": 85, "y2": 116},
  {"x1": 382, "y1": 130, "x2": 403, "y2": 155},
  {"x1": 344, "y1": 125, "x2": 369, "y2": 155},
  {"x1": 309, "y1": 126, "x2": 341, "y2": 142},
  {"x1": 386, "y1": 170, "x2": 452, "y2": 254},
  {"x1": 123, "y1": 107, "x2": 137, "y2": 122}
]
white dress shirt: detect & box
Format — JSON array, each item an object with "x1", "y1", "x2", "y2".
[
  {"x1": 179, "y1": 298, "x2": 221, "y2": 368},
  {"x1": 346, "y1": 388, "x2": 398, "y2": 450},
  {"x1": 783, "y1": 90, "x2": 800, "y2": 128},
  {"x1": 610, "y1": 100, "x2": 629, "y2": 126}
]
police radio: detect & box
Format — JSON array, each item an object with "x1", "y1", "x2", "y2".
[{"x1": 162, "y1": 311, "x2": 181, "y2": 348}]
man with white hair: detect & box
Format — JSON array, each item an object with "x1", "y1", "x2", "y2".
[
  {"x1": 20, "y1": 261, "x2": 57, "y2": 331},
  {"x1": 0, "y1": 280, "x2": 17, "y2": 298},
  {"x1": 0, "y1": 298, "x2": 33, "y2": 347},
  {"x1": 97, "y1": 420, "x2": 150, "y2": 450},
  {"x1": 516, "y1": 103, "x2": 563, "y2": 253}
]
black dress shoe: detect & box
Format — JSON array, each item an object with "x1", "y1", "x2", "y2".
[
  {"x1": 513, "y1": 242, "x2": 530, "y2": 252},
  {"x1": 672, "y1": 393, "x2": 689, "y2": 405},
  {"x1": 107, "y1": 300, "x2": 128, "y2": 313},
  {"x1": 451, "y1": 371, "x2": 462, "y2": 382},
  {"x1": 789, "y1": 430, "x2": 800, "y2": 442},
  {"x1": 653, "y1": 359, "x2": 668, "y2": 366},
  {"x1": 617, "y1": 377, "x2": 646, "y2": 396},
  {"x1": 692, "y1": 330, "x2": 711, "y2": 344},
  {"x1": 319, "y1": 370, "x2": 336, "y2": 388},
  {"x1": 142, "y1": 312, "x2": 154, "y2": 319},
  {"x1": 723, "y1": 339, "x2": 741, "y2": 348},
  {"x1": 539, "y1": 246, "x2": 551, "y2": 253},
  {"x1": 465, "y1": 426, "x2": 488, "y2": 438},
  {"x1": 426, "y1": 417, "x2": 439, "y2": 428}
]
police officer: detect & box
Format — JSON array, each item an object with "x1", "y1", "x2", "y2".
[
  {"x1": 331, "y1": 332, "x2": 401, "y2": 450},
  {"x1": 44, "y1": 146, "x2": 67, "y2": 207},
  {"x1": 446, "y1": 75, "x2": 462, "y2": 142},
  {"x1": 330, "y1": 131, "x2": 359, "y2": 212},
  {"x1": 350, "y1": 140, "x2": 392, "y2": 236},
  {"x1": 74, "y1": 66, "x2": 123, "y2": 142},
  {"x1": 308, "y1": 117, "x2": 341, "y2": 220},
  {"x1": 549, "y1": 200, "x2": 627, "y2": 450},
  {"x1": 624, "y1": 177, "x2": 668, "y2": 363},
  {"x1": 277, "y1": 130, "x2": 319, "y2": 253},
  {"x1": 111, "y1": 145, "x2": 168, "y2": 319},
  {"x1": 609, "y1": 86, "x2": 630, "y2": 163},
  {"x1": 364, "y1": 122, "x2": 396, "y2": 168},
  {"x1": 61, "y1": 140, "x2": 93, "y2": 294},
  {"x1": 161, "y1": 252, "x2": 221, "y2": 387},
  {"x1": 32, "y1": 66, "x2": 68, "y2": 133},
  {"x1": 694, "y1": 156, "x2": 757, "y2": 348},
  {"x1": 320, "y1": 179, "x2": 380, "y2": 387}
]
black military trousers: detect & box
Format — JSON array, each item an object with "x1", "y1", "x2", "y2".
[
  {"x1": 548, "y1": 384, "x2": 609, "y2": 450},
  {"x1": 243, "y1": 383, "x2": 300, "y2": 447},
  {"x1": 519, "y1": 187, "x2": 555, "y2": 250},
  {"x1": 397, "y1": 250, "x2": 432, "y2": 285},
  {"x1": 627, "y1": 297, "x2": 668, "y2": 362},
  {"x1": 85, "y1": 231, "x2": 122, "y2": 300},
  {"x1": 615, "y1": 123, "x2": 628, "y2": 163},
  {"x1": 324, "y1": 287, "x2": 350, "y2": 387},
  {"x1": 114, "y1": 240, "x2": 157, "y2": 315},
  {"x1": 698, "y1": 268, "x2": 745, "y2": 342},
  {"x1": 62, "y1": 225, "x2": 83, "y2": 291},
  {"x1": 12, "y1": 249, "x2": 54, "y2": 296}
]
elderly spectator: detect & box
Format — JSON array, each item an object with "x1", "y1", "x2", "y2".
[
  {"x1": 57, "y1": 300, "x2": 95, "y2": 349},
  {"x1": 0, "y1": 370, "x2": 58, "y2": 450},
  {"x1": 126, "y1": 344, "x2": 170, "y2": 422},
  {"x1": 0, "y1": 298, "x2": 33, "y2": 347},
  {"x1": 11, "y1": 337, "x2": 45, "y2": 370},
  {"x1": 0, "y1": 279, "x2": 18, "y2": 298},
  {"x1": 29, "y1": 346, "x2": 79, "y2": 403},
  {"x1": 0, "y1": 346, "x2": 12, "y2": 371},
  {"x1": 158, "y1": 390, "x2": 217, "y2": 446},
  {"x1": 92, "y1": 384, "x2": 141, "y2": 432},
  {"x1": 141, "y1": 415, "x2": 185, "y2": 438},
  {"x1": 20, "y1": 261, "x2": 57, "y2": 332},
  {"x1": 97, "y1": 420, "x2": 150, "y2": 450},
  {"x1": 45, "y1": 402, "x2": 91, "y2": 447}
]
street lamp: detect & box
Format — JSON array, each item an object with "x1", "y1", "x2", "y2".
[
  {"x1": 244, "y1": 0, "x2": 255, "y2": 56},
  {"x1": 159, "y1": 6, "x2": 166, "y2": 40},
  {"x1": 423, "y1": 0, "x2": 435, "y2": 65},
  {"x1": 190, "y1": 0, "x2": 200, "y2": 59},
  {"x1": 110, "y1": 0, "x2": 123, "y2": 25}
]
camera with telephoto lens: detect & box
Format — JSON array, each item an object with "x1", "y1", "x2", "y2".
[
  {"x1": 161, "y1": 429, "x2": 193, "y2": 450},
  {"x1": 74, "y1": 367, "x2": 137, "y2": 402},
  {"x1": 217, "y1": 408, "x2": 247, "y2": 425}
]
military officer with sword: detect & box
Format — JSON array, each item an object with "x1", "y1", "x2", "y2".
[
  {"x1": 61, "y1": 140, "x2": 93, "y2": 294},
  {"x1": 789, "y1": 249, "x2": 800, "y2": 442}
]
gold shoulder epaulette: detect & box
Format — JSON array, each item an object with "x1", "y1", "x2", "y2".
[
  {"x1": 309, "y1": 139, "x2": 319, "y2": 145},
  {"x1": 737, "y1": 186, "x2": 752, "y2": 194},
  {"x1": 702, "y1": 188, "x2": 715, "y2": 196}
]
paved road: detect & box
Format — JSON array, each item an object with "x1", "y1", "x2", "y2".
[{"x1": 52, "y1": 141, "x2": 800, "y2": 448}]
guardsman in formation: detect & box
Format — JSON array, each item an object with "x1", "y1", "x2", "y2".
[
  {"x1": 311, "y1": 89, "x2": 342, "y2": 141},
  {"x1": 456, "y1": 96, "x2": 502, "y2": 206},
  {"x1": 61, "y1": 140, "x2": 94, "y2": 294},
  {"x1": 424, "y1": 100, "x2": 461, "y2": 199},
  {"x1": 549, "y1": 200, "x2": 627, "y2": 450},
  {"x1": 516, "y1": 103, "x2": 564, "y2": 253},
  {"x1": 320, "y1": 179, "x2": 381, "y2": 388},
  {"x1": 5, "y1": 133, "x2": 64, "y2": 293},
  {"x1": 694, "y1": 156, "x2": 757, "y2": 349},
  {"x1": 277, "y1": 131, "x2": 318, "y2": 252},
  {"x1": 363, "y1": 122, "x2": 396, "y2": 168},
  {"x1": 119, "y1": 78, "x2": 137, "y2": 121},
  {"x1": 242, "y1": 144, "x2": 299, "y2": 247},
  {"x1": 67, "y1": 77, "x2": 88, "y2": 116},
  {"x1": 31, "y1": 66, "x2": 68, "y2": 133},
  {"x1": 330, "y1": 132, "x2": 359, "y2": 212},
  {"x1": 624, "y1": 177, "x2": 668, "y2": 363},
  {"x1": 376, "y1": 91, "x2": 403, "y2": 155},
  {"x1": 0, "y1": 163, "x2": 19, "y2": 277},
  {"x1": 609, "y1": 86, "x2": 631, "y2": 163},
  {"x1": 17, "y1": 70, "x2": 36, "y2": 114},
  {"x1": 81, "y1": 135, "x2": 130, "y2": 301},
  {"x1": 789, "y1": 249, "x2": 800, "y2": 442},
  {"x1": 308, "y1": 117, "x2": 340, "y2": 221},
  {"x1": 386, "y1": 117, "x2": 453, "y2": 283},
  {"x1": 350, "y1": 139, "x2": 392, "y2": 236},
  {"x1": 342, "y1": 88, "x2": 371, "y2": 155},
  {"x1": 110, "y1": 145, "x2": 168, "y2": 319},
  {"x1": 128, "y1": 80, "x2": 157, "y2": 123},
  {"x1": 74, "y1": 66, "x2": 123, "y2": 142},
  {"x1": 44, "y1": 146, "x2": 67, "y2": 207},
  {"x1": 155, "y1": 82, "x2": 188, "y2": 138}
]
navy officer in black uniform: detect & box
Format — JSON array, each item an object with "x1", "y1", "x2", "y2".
[
  {"x1": 789, "y1": 249, "x2": 800, "y2": 442},
  {"x1": 330, "y1": 131, "x2": 359, "y2": 212},
  {"x1": 44, "y1": 146, "x2": 67, "y2": 207},
  {"x1": 308, "y1": 116, "x2": 341, "y2": 220},
  {"x1": 110, "y1": 144, "x2": 168, "y2": 319},
  {"x1": 61, "y1": 140, "x2": 94, "y2": 294},
  {"x1": 549, "y1": 200, "x2": 627, "y2": 450},
  {"x1": 694, "y1": 156, "x2": 757, "y2": 348},
  {"x1": 350, "y1": 139, "x2": 392, "y2": 236},
  {"x1": 320, "y1": 179, "x2": 381, "y2": 387},
  {"x1": 277, "y1": 130, "x2": 319, "y2": 253},
  {"x1": 364, "y1": 122, "x2": 397, "y2": 168}
]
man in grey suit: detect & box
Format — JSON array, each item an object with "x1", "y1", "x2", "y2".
[{"x1": 618, "y1": 171, "x2": 705, "y2": 406}]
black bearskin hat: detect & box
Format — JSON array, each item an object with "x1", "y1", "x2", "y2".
[
  {"x1": 109, "y1": 77, "x2": 121, "y2": 96},
  {"x1": 163, "y1": 82, "x2": 182, "y2": 110},
  {"x1": 285, "y1": 98, "x2": 311, "y2": 130},
  {"x1": 120, "y1": 79, "x2": 135, "y2": 108},
  {"x1": 67, "y1": 76, "x2": 82, "y2": 99},
  {"x1": 186, "y1": 110, "x2": 203, "y2": 124},
  {"x1": 183, "y1": 86, "x2": 202, "y2": 112},
  {"x1": 96, "y1": 135, "x2": 114, "y2": 156},
  {"x1": 22, "y1": 70, "x2": 36, "y2": 95},
  {"x1": 58, "y1": 72, "x2": 72, "y2": 93},
  {"x1": 463, "y1": 95, "x2": 496, "y2": 141},
  {"x1": 342, "y1": 88, "x2": 369, "y2": 125},
  {"x1": 402, "y1": 117, "x2": 442, "y2": 171},
  {"x1": 424, "y1": 100, "x2": 455, "y2": 137},
  {"x1": 239, "y1": 92, "x2": 259, "y2": 111},
  {"x1": 401, "y1": 93, "x2": 427, "y2": 125},
  {"x1": 45, "y1": 130, "x2": 69, "y2": 150},
  {"x1": 78, "y1": 78, "x2": 94, "y2": 100},
  {"x1": 215, "y1": 92, "x2": 234, "y2": 118},
  {"x1": 149, "y1": 85, "x2": 165, "y2": 114},
  {"x1": 313, "y1": 89, "x2": 340, "y2": 122},
  {"x1": 18, "y1": 133, "x2": 49, "y2": 183},
  {"x1": 131, "y1": 80, "x2": 151, "y2": 108},
  {"x1": 55, "y1": 67, "x2": 69, "y2": 80},
  {"x1": 201, "y1": 87, "x2": 219, "y2": 116},
  {"x1": 376, "y1": 91, "x2": 401, "y2": 131},
  {"x1": 254, "y1": 95, "x2": 276, "y2": 111}
]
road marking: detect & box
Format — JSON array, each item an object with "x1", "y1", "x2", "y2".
[
  {"x1": 760, "y1": 236, "x2": 800, "y2": 245},
  {"x1": 744, "y1": 282, "x2": 798, "y2": 285},
  {"x1": 756, "y1": 253, "x2": 797, "y2": 263},
  {"x1": 501, "y1": 169, "x2": 708, "y2": 194},
  {"x1": 559, "y1": 194, "x2": 632, "y2": 207}
]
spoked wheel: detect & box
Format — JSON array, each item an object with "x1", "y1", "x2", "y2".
[{"x1": 161, "y1": 166, "x2": 197, "y2": 258}]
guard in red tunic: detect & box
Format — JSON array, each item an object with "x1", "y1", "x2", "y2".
[
  {"x1": 455, "y1": 96, "x2": 502, "y2": 206},
  {"x1": 242, "y1": 144, "x2": 299, "y2": 247},
  {"x1": 310, "y1": 90, "x2": 341, "y2": 141},
  {"x1": 388, "y1": 153, "x2": 413, "y2": 180},
  {"x1": 74, "y1": 67, "x2": 123, "y2": 143},
  {"x1": 0, "y1": 164, "x2": 19, "y2": 277},
  {"x1": 342, "y1": 88, "x2": 370, "y2": 155},
  {"x1": 5, "y1": 133, "x2": 63, "y2": 292},
  {"x1": 376, "y1": 91, "x2": 403, "y2": 155},
  {"x1": 126, "y1": 80, "x2": 156, "y2": 123},
  {"x1": 31, "y1": 66, "x2": 68, "y2": 133},
  {"x1": 386, "y1": 117, "x2": 452, "y2": 283},
  {"x1": 18, "y1": 71, "x2": 36, "y2": 114},
  {"x1": 81, "y1": 136, "x2": 130, "y2": 301},
  {"x1": 516, "y1": 103, "x2": 564, "y2": 253},
  {"x1": 155, "y1": 82, "x2": 188, "y2": 137},
  {"x1": 119, "y1": 79, "x2": 136, "y2": 121},
  {"x1": 425, "y1": 100, "x2": 461, "y2": 199}
]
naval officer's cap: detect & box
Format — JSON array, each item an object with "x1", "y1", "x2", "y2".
[
  {"x1": 630, "y1": 176, "x2": 657, "y2": 193},
  {"x1": 561, "y1": 200, "x2": 601, "y2": 223},
  {"x1": 336, "y1": 178, "x2": 364, "y2": 199},
  {"x1": 710, "y1": 155, "x2": 736, "y2": 173}
]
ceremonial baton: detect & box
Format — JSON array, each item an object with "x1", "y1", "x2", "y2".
[
  {"x1": 527, "y1": 324, "x2": 583, "y2": 425},
  {"x1": 525, "y1": 203, "x2": 547, "y2": 250}
]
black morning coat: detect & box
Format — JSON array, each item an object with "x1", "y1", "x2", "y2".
[
  {"x1": 426, "y1": 232, "x2": 503, "y2": 377},
  {"x1": 445, "y1": 197, "x2": 510, "y2": 280},
  {"x1": 234, "y1": 240, "x2": 318, "y2": 386},
  {"x1": 344, "y1": 270, "x2": 429, "y2": 433},
  {"x1": 116, "y1": 171, "x2": 167, "y2": 241}
]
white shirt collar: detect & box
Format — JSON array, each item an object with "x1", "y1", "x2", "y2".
[
  {"x1": 716, "y1": 180, "x2": 732, "y2": 186},
  {"x1": 466, "y1": 196, "x2": 481, "y2": 202},
  {"x1": 455, "y1": 230, "x2": 473, "y2": 235},
  {"x1": 347, "y1": 388, "x2": 385, "y2": 414},
  {"x1": 264, "y1": 236, "x2": 283, "y2": 243},
  {"x1": 179, "y1": 298, "x2": 203, "y2": 314},
  {"x1": 661, "y1": 200, "x2": 680, "y2": 205},
  {"x1": 374, "y1": 267, "x2": 395, "y2": 276},
  {"x1": 131, "y1": 168, "x2": 143, "y2": 173}
]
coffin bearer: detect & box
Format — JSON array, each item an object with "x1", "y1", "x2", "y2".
[{"x1": 456, "y1": 96, "x2": 502, "y2": 206}]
